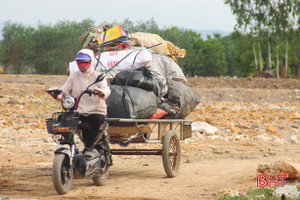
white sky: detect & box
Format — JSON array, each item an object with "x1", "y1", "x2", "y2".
[{"x1": 0, "y1": 0, "x2": 237, "y2": 32}]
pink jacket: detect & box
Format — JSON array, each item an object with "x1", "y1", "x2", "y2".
[{"x1": 60, "y1": 49, "x2": 111, "y2": 116}]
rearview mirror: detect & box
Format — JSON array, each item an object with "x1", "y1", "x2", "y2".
[{"x1": 87, "y1": 74, "x2": 105, "y2": 90}]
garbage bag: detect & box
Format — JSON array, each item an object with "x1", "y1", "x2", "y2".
[
  {"x1": 164, "y1": 81, "x2": 200, "y2": 119},
  {"x1": 111, "y1": 67, "x2": 161, "y2": 97},
  {"x1": 148, "y1": 54, "x2": 188, "y2": 96},
  {"x1": 106, "y1": 85, "x2": 159, "y2": 121},
  {"x1": 131, "y1": 32, "x2": 186, "y2": 61}
]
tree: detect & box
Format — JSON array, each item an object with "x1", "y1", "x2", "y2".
[
  {"x1": 30, "y1": 19, "x2": 95, "y2": 74},
  {"x1": 1, "y1": 21, "x2": 34, "y2": 73},
  {"x1": 201, "y1": 35, "x2": 226, "y2": 76},
  {"x1": 224, "y1": 0, "x2": 300, "y2": 78},
  {"x1": 224, "y1": 0, "x2": 265, "y2": 75},
  {"x1": 221, "y1": 31, "x2": 254, "y2": 77}
]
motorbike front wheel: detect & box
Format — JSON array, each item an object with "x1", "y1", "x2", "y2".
[{"x1": 52, "y1": 154, "x2": 73, "y2": 194}]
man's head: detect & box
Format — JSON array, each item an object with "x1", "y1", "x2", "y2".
[{"x1": 76, "y1": 52, "x2": 92, "y2": 73}]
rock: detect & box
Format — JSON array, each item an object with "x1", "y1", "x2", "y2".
[
  {"x1": 255, "y1": 135, "x2": 271, "y2": 141},
  {"x1": 250, "y1": 124, "x2": 259, "y2": 129},
  {"x1": 273, "y1": 185, "x2": 299, "y2": 199},
  {"x1": 255, "y1": 194, "x2": 265, "y2": 198},
  {"x1": 289, "y1": 135, "x2": 298, "y2": 144},
  {"x1": 272, "y1": 136, "x2": 284, "y2": 144},
  {"x1": 205, "y1": 117, "x2": 214, "y2": 125},
  {"x1": 191, "y1": 122, "x2": 219, "y2": 135},
  {"x1": 27, "y1": 113, "x2": 37, "y2": 118},
  {"x1": 266, "y1": 125, "x2": 277, "y2": 133},
  {"x1": 7, "y1": 97, "x2": 17, "y2": 104},
  {"x1": 268, "y1": 104, "x2": 281, "y2": 110},
  {"x1": 36, "y1": 151, "x2": 47, "y2": 154},
  {"x1": 207, "y1": 135, "x2": 220, "y2": 140},
  {"x1": 257, "y1": 161, "x2": 300, "y2": 179},
  {"x1": 294, "y1": 112, "x2": 300, "y2": 120},
  {"x1": 18, "y1": 113, "x2": 25, "y2": 118},
  {"x1": 192, "y1": 131, "x2": 203, "y2": 139},
  {"x1": 230, "y1": 126, "x2": 239, "y2": 134},
  {"x1": 218, "y1": 189, "x2": 239, "y2": 197},
  {"x1": 184, "y1": 138, "x2": 195, "y2": 144}
]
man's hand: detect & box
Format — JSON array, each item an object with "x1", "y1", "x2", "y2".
[
  {"x1": 46, "y1": 89, "x2": 61, "y2": 99},
  {"x1": 47, "y1": 91, "x2": 58, "y2": 99},
  {"x1": 93, "y1": 89, "x2": 104, "y2": 98}
]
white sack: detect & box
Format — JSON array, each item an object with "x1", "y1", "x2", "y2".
[{"x1": 96, "y1": 48, "x2": 152, "y2": 72}]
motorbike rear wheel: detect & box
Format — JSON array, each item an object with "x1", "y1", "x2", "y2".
[
  {"x1": 92, "y1": 169, "x2": 109, "y2": 186},
  {"x1": 52, "y1": 154, "x2": 73, "y2": 194},
  {"x1": 92, "y1": 149, "x2": 110, "y2": 186}
]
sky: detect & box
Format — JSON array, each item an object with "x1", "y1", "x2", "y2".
[{"x1": 0, "y1": 0, "x2": 237, "y2": 32}]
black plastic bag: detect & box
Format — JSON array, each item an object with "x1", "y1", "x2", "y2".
[
  {"x1": 164, "y1": 81, "x2": 200, "y2": 119},
  {"x1": 106, "y1": 85, "x2": 159, "y2": 121},
  {"x1": 111, "y1": 67, "x2": 161, "y2": 97}
]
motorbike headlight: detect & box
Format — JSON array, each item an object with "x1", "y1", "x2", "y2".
[{"x1": 63, "y1": 96, "x2": 75, "y2": 109}]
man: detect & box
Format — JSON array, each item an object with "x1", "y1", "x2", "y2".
[{"x1": 48, "y1": 49, "x2": 111, "y2": 154}]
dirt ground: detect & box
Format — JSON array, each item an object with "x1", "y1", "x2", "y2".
[{"x1": 0, "y1": 74, "x2": 299, "y2": 200}]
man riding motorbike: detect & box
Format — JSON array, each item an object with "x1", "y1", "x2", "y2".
[{"x1": 48, "y1": 49, "x2": 111, "y2": 156}]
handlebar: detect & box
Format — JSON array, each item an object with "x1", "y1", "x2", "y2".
[
  {"x1": 85, "y1": 89, "x2": 98, "y2": 97},
  {"x1": 46, "y1": 89, "x2": 62, "y2": 95}
]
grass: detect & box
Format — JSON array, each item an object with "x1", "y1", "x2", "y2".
[{"x1": 218, "y1": 187, "x2": 300, "y2": 200}]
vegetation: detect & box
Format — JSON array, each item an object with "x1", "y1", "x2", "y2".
[
  {"x1": 224, "y1": 0, "x2": 300, "y2": 78},
  {"x1": 218, "y1": 187, "x2": 300, "y2": 200},
  {"x1": 0, "y1": 1, "x2": 299, "y2": 78}
]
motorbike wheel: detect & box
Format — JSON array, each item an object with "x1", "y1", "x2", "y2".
[
  {"x1": 52, "y1": 154, "x2": 73, "y2": 194},
  {"x1": 92, "y1": 169, "x2": 109, "y2": 186},
  {"x1": 92, "y1": 149, "x2": 109, "y2": 186}
]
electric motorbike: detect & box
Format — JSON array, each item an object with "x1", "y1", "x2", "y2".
[{"x1": 46, "y1": 74, "x2": 112, "y2": 194}]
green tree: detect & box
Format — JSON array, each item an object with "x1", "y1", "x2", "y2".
[
  {"x1": 201, "y1": 35, "x2": 226, "y2": 76},
  {"x1": 222, "y1": 31, "x2": 254, "y2": 77},
  {"x1": 1, "y1": 21, "x2": 34, "y2": 73},
  {"x1": 30, "y1": 19, "x2": 94, "y2": 74}
]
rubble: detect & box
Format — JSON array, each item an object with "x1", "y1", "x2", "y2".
[
  {"x1": 257, "y1": 161, "x2": 300, "y2": 179},
  {"x1": 273, "y1": 185, "x2": 299, "y2": 199},
  {"x1": 0, "y1": 75, "x2": 299, "y2": 199},
  {"x1": 191, "y1": 122, "x2": 219, "y2": 135}
]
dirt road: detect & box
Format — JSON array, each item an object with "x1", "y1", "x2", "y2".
[{"x1": 0, "y1": 75, "x2": 299, "y2": 200}]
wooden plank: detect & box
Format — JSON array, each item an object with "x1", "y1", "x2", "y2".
[
  {"x1": 183, "y1": 124, "x2": 192, "y2": 139},
  {"x1": 108, "y1": 125, "x2": 152, "y2": 136}
]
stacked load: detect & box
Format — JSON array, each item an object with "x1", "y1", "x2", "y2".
[{"x1": 74, "y1": 24, "x2": 200, "y2": 120}]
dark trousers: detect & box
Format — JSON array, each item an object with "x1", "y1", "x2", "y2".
[{"x1": 79, "y1": 114, "x2": 105, "y2": 148}]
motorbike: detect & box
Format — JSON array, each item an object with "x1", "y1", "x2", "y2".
[{"x1": 45, "y1": 74, "x2": 112, "y2": 194}]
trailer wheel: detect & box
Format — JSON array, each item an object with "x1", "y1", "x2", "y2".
[{"x1": 162, "y1": 130, "x2": 181, "y2": 177}]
